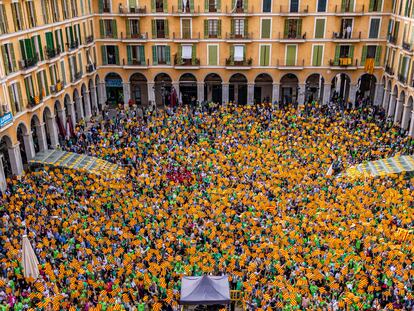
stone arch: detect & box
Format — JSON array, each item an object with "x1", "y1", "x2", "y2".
[
  {"x1": 73, "y1": 88, "x2": 84, "y2": 122},
  {"x1": 179, "y1": 73, "x2": 198, "y2": 105},
  {"x1": 331, "y1": 73, "x2": 351, "y2": 103},
  {"x1": 30, "y1": 114, "x2": 42, "y2": 153},
  {"x1": 229, "y1": 73, "x2": 248, "y2": 104},
  {"x1": 0, "y1": 134, "x2": 14, "y2": 181},
  {"x1": 154, "y1": 73, "x2": 173, "y2": 108},
  {"x1": 88, "y1": 78, "x2": 98, "y2": 115},
  {"x1": 254, "y1": 73, "x2": 273, "y2": 104},
  {"x1": 105, "y1": 72, "x2": 124, "y2": 107},
  {"x1": 95, "y1": 74, "x2": 103, "y2": 111},
  {"x1": 204, "y1": 73, "x2": 223, "y2": 104},
  {"x1": 394, "y1": 90, "x2": 406, "y2": 125},
  {"x1": 280, "y1": 73, "x2": 299, "y2": 104},
  {"x1": 305, "y1": 73, "x2": 324, "y2": 103},
  {"x1": 357, "y1": 74, "x2": 377, "y2": 102},
  {"x1": 16, "y1": 122, "x2": 30, "y2": 166},
  {"x1": 130, "y1": 73, "x2": 148, "y2": 107},
  {"x1": 42, "y1": 107, "x2": 53, "y2": 148}
]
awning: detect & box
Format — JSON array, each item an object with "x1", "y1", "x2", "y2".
[{"x1": 180, "y1": 276, "x2": 231, "y2": 305}]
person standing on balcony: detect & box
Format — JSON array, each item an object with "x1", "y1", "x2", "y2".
[{"x1": 346, "y1": 25, "x2": 352, "y2": 39}]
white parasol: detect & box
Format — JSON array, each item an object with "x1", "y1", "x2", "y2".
[{"x1": 21, "y1": 235, "x2": 40, "y2": 280}]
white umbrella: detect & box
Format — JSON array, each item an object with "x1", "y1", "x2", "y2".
[
  {"x1": 326, "y1": 163, "x2": 334, "y2": 176},
  {"x1": 22, "y1": 235, "x2": 40, "y2": 280}
]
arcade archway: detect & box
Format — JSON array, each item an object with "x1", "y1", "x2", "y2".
[
  {"x1": 105, "y1": 73, "x2": 123, "y2": 107},
  {"x1": 130, "y1": 73, "x2": 149, "y2": 107},
  {"x1": 229, "y1": 73, "x2": 247, "y2": 104},
  {"x1": 204, "y1": 74, "x2": 223, "y2": 104},
  {"x1": 254, "y1": 74, "x2": 273, "y2": 104},
  {"x1": 331, "y1": 73, "x2": 351, "y2": 102},
  {"x1": 179, "y1": 73, "x2": 198, "y2": 106},
  {"x1": 357, "y1": 74, "x2": 377, "y2": 101},
  {"x1": 305, "y1": 74, "x2": 324, "y2": 102},
  {"x1": 154, "y1": 73, "x2": 172, "y2": 108},
  {"x1": 280, "y1": 74, "x2": 299, "y2": 104},
  {"x1": 0, "y1": 135, "x2": 13, "y2": 180}
]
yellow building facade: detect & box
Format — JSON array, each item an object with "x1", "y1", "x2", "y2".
[{"x1": 0, "y1": 0, "x2": 399, "y2": 189}]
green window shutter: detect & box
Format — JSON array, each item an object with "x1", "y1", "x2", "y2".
[
  {"x1": 231, "y1": 0, "x2": 235, "y2": 9},
  {"x1": 204, "y1": 20, "x2": 208, "y2": 37},
  {"x1": 163, "y1": 0, "x2": 168, "y2": 12},
  {"x1": 100, "y1": 20, "x2": 104, "y2": 37},
  {"x1": 204, "y1": 0, "x2": 208, "y2": 12},
  {"x1": 286, "y1": 45, "x2": 296, "y2": 66},
  {"x1": 361, "y1": 46, "x2": 367, "y2": 65},
  {"x1": 375, "y1": 46, "x2": 382, "y2": 66},
  {"x1": 152, "y1": 20, "x2": 157, "y2": 38},
  {"x1": 165, "y1": 46, "x2": 171, "y2": 64},
  {"x1": 284, "y1": 20, "x2": 289, "y2": 38},
  {"x1": 178, "y1": 0, "x2": 182, "y2": 11},
  {"x1": 208, "y1": 45, "x2": 217, "y2": 65},
  {"x1": 165, "y1": 20, "x2": 169, "y2": 38},
  {"x1": 37, "y1": 72, "x2": 42, "y2": 97},
  {"x1": 114, "y1": 46, "x2": 119, "y2": 64},
  {"x1": 178, "y1": 45, "x2": 182, "y2": 58},
  {"x1": 17, "y1": 83, "x2": 23, "y2": 111},
  {"x1": 349, "y1": 46, "x2": 354, "y2": 60},
  {"x1": 334, "y1": 46, "x2": 340, "y2": 65},
  {"x1": 369, "y1": 0, "x2": 374, "y2": 11},
  {"x1": 244, "y1": 19, "x2": 248, "y2": 36},
  {"x1": 297, "y1": 19, "x2": 302, "y2": 37},
  {"x1": 26, "y1": 39, "x2": 34, "y2": 59},
  {"x1": 230, "y1": 45, "x2": 234, "y2": 58},
  {"x1": 151, "y1": 0, "x2": 156, "y2": 12},
  {"x1": 190, "y1": 0, "x2": 194, "y2": 12},
  {"x1": 101, "y1": 46, "x2": 107, "y2": 64},
  {"x1": 10, "y1": 44, "x2": 16, "y2": 71},
  {"x1": 217, "y1": 0, "x2": 221, "y2": 12},
  {"x1": 19, "y1": 40, "x2": 26, "y2": 59},
  {"x1": 260, "y1": 45, "x2": 270, "y2": 66},
  {"x1": 152, "y1": 46, "x2": 158, "y2": 65},
  {"x1": 139, "y1": 46, "x2": 145, "y2": 63},
  {"x1": 98, "y1": 0, "x2": 103, "y2": 13},
  {"x1": 37, "y1": 36, "x2": 44, "y2": 61},
  {"x1": 261, "y1": 19, "x2": 271, "y2": 39},
  {"x1": 192, "y1": 45, "x2": 196, "y2": 61},
  {"x1": 312, "y1": 45, "x2": 323, "y2": 66},
  {"x1": 112, "y1": 20, "x2": 117, "y2": 38},
  {"x1": 315, "y1": 19, "x2": 325, "y2": 39},
  {"x1": 127, "y1": 45, "x2": 132, "y2": 63},
  {"x1": 8, "y1": 86, "x2": 15, "y2": 114},
  {"x1": 218, "y1": 20, "x2": 222, "y2": 38},
  {"x1": 243, "y1": 0, "x2": 248, "y2": 11},
  {"x1": 126, "y1": 20, "x2": 130, "y2": 37},
  {"x1": 341, "y1": 0, "x2": 346, "y2": 11},
  {"x1": 231, "y1": 19, "x2": 235, "y2": 34},
  {"x1": 1, "y1": 46, "x2": 8, "y2": 74},
  {"x1": 46, "y1": 32, "x2": 54, "y2": 50}
]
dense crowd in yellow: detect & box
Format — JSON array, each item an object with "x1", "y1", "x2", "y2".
[{"x1": 0, "y1": 105, "x2": 413, "y2": 310}]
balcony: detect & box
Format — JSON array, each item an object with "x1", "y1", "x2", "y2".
[
  {"x1": 206, "y1": 5, "x2": 219, "y2": 12},
  {"x1": 403, "y1": 41, "x2": 412, "y2": 52},
  {"x1": 122, "y1": 32, "x2": 148, "y2": 40},
  {"x1": 277, "y1": 59, "x2": 305, "y2": 69},
  {"x1": 224, "y1": 5, "x2": 252, "y2": 14},
  {"x1": 332, "y1": 31, "x2": 361, "y2": 42},
  {"x1": 27, "y1": 95, "x2": 42, "y2": 109},
  {"x1": 123, "y1": 58, "x2": 149, "y2": 66},
  {"x1": 19, "y1": 56, "x2": 39, "y2": 70},
  {"x1": 71, "y1": 71, "x2": 83, "y2": 83},
  {"x1": 67, "y1": 40, "x2": 79, "y2": 51},
  {"x1": 103, "y1": 7, "x2": 111, "y2": 13},
  {"x1": 334, "y1": 4, "x2": 365, "y2": 15},
  {"x1": 86, "y1": 63, "x2": 96, "y2": 73},
  {"x1": 225, "y1": 32, "x2": 253, "y2": 41},
  {"x1": 45, "y1": 46, "x2": 62, "y2": 60},
  {"x1": 173, "y1": 32, "x2": 201, "y2": 41},
  {"x1": 329, "y1": 58, "x2": 358, "y2": 68},
  {"x1": 119, "y1": 6, "x2": 146, "y2": 14},
  {"x1": 280, "y1": 32, "x2": 306, "y2": 42},
  {"x1": 174, "y1": 55, "x2": 200, "y2": 67},
  {"x1": 398, "y1": 74, "x2": 408, "y2": 84},
  {"x1": 385, "y1": 65, "x2": 395, "y2": 76},
  {"x1": 172, "y1": 5, "x2": 200, "y2": 15},
  {"x1": 225, "y1": 57, "x2": 252, "y2": 68},
  {"x1": 50, "y1": 81, "x2": 64, "y2": 95},
  {"x1": 86, "y1": 35, "x2": 94, "y2": 44},
  {"x1": 279, "y1": 5, "x2": 309, "y2": 15}
]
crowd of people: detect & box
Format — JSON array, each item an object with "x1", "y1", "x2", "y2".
[{"x1": 1, "y1": 102, "x2": 413, "y2": 310}]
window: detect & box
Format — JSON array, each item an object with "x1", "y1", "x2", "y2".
[
  {"x1": 182, "y1": 45, "x2": 192, "y2": 59},
  {"x1": 314, "y1": 19, "x2": 325, "y2": 39},
  {"x1": 152, "y1": 20, "x2": 169, "y2": 38},
  {"x1": 340, "y1": 19, "x2": 353, "y2": 39},
  {"x1": 234, "y1": 45, "x2": 244, "y2": 61},
  {"x1": 317, "y1": 0, "x2": 327, "y2": 12},
  {"x1": 290, "y1": 0, "x2": 299, "y2": 12},
  {"x1": 205, "y1": 19, "x2": 220, "y2": 38},
  {"x1": 286, "y1": 45, "x2": 296, "y2": 66},
  {"x1": 49, "y1": 64, "x2": 59, "y2": 86},
  {"x1": 233, "y1": 0, "x2": 245, "y2": 13},
  {"x1": 260, "y1": 45, "x2": 270, "y2": 66},
  {"x1": 154, "y1": 0, "x2": 166, "y2": 12},
  {"x1": 404, "y1": 0, "x2": 411, "y2": 16},
  {"x1": 234, "y1": 19, "x2": 245, "y2": 36},
  {"x1": 182, "y1": 19, "x2": 191, "y2": 39},
  {"x1": 26, "y1": 0, "x2": 37, "y2": 28},
  {"x1": 1, "y1": 44, "x2": 17, "y2": 75},
  {"x1": 207, "y1": 0, "x2": 219, "y2": 12},
  {"x1": 179, "y1": 0, "x2": 193, "y2": 12},
  {"x1": 361, "y1": 45, "x2": 382, "y2": 65},
  {"x1": 127, "y1": 19, "x2": 140, "y2": 37},
  {"x1": 312, "y1": 45, "x2": 323, "y2": 66},
  {"x1": 262, "y1": 0, "x2": 271, "y2": 12},
  {"x1": 60, "y1": 60, "x2": 67, "y2": 85},
  {"x1": 55, "y1": 29, "x2": 64, "y2": 51},
  {"x1": 100, "y1": 20, "x2": 118, "y2": 38},
  {"x1": 77, "y1": 53, "x2": 83, "y2": 74},
  {"x1": 399, "y1": 55, "x2": 410, "y2": 79},
  {"x1": 51, "y1": 0, "x2": 60, "y2": 22},
  {"x1": 339, "y1": 45, "x2": 351, "y2": 58},
  {"x1": 369, "y1": 0, "x2": 382, "y2": 12},
  {"x1": 261, "y1": 19, "x2": 271, "y2": 39},
  {"x1": 341, "y1": 0, "x2": 354, "y2": 12},
  {"x1": 71, "y1": 0, "x2": 78, "y2": 17},
  {"x1": 208, "y1": 45, "x2": 218, "y2": 65},
  {"x1": 32, "y1": 35, "x2": 44, "y2": 61},
  {"x1": 0, "y1": 4, "x2": 8, "y2": 34},
  {"x1": 284, "y1": 19, "x2": 302, "y2": 39},
  {"x1": 8, "y1": 83, "x2": 24, "y2": 114},
  {"x1": 127, "y1": 45, "x2": 145, "y2": 65},
  {"x1": 11, "y1": 2, "x2": 24, "y2": 31},
  {"x1": 69, "y1": 55, "x2": 77, "y2": 80},
  {"x1": 100, "y1": 0, "x2": 111, "y2": 12},
  {"x1": 42, "y1": 0, "x2": 51, "y2": 24},
  {"x1": 62, "y1": 0, "x2": 70, "y2": 19},
  {"x1": 24, "y1": 75, "x2": 36, "y2": 103},
  {"x1": 101, "y1": 46, "x2": 120, "y2": 65},
  {"x1": 369, "y1": 18, "x2": 381, "y2": 39},
  {"x1": 152, "y1": 45, "x2": 171, "y2": 65},
  {"x1": 333, "y1": 45, "x2": 354, "y2": 65},
  {"x1": 37, "y1": 70, "x2": 49, "y2": 99}
]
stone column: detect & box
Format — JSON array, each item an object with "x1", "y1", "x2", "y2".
[
  {"x1": 67, "y1": 102, "x2": 76, "y2": 129},
  {"x1": 247, "y1": 83, "x2": 255, "y2": 105},
  {"x1": 382, "y1": 88, "x2": 390, "y2": 110},
  {"x1": 91, "y1": 86, "x2": 98, "y2": 113},
  {"x1": 46, "y1": 114, "x2": 60, "y2": 148},
  {"x1": 23, "y1": 134, "x2": 36, "y2": 161},
  {"x1": 8, "y1": 143, "x2": 23, "y2": 176},
  {"x1": 75, "y1": 97, "x2": 84, "y2": 122},
  {"x1": 35, "y1": 122, "x2": 48, "y2": 152},
  {"x1": 401, "y1": 104, "x2": 412, "y2": 130},
  {"x1": 409, "y1": 110, "x2": 414, "y2": 137},
  {"x1": 349, "y1": 84, "x2": 358, "y2": 108},
  {"x1": 147, "y1": 82, "x2": 155, "y2": 106},
  {"x1": 272, "y1": 83, "x2": 280, "y2": 104},
  {"x1": 323, "y1": 83, "x2": 331, "y2": 106},
  {"x1": 297, "y1": 83, "x2": 306, "y2": 105},
  {"x1": 222, "y1": 83, "x2": 229, "y2": 104},
  {"x1": 0, "y1": 155, "x2": 6, "y2": 193},
  {"x1": 83, "y1": 91, "x2": 92, "y2": 120},
  {"x1": 387, "y1": 93, "x2": 397, "y2": 118},
  {"x1": 197, "y1": 82, "x2": 205, "y2": 103},
  {"x1": 234, "y1": 85, "x2": 239, "y2": 103},
  {"x1": 394, "y1": 97, "x2": 405, "y2": 124},
  {"x1": 123, "y1": 82, "x2": 131, "y2": 109},
  {"x1": 172, "y1": 82, "x2": 180, "y2": 103},
  {"x1": 98, "y1": 82, "x2": 107, "y2": 109},
  {"x1": 374, "y1": 83, "x2": 384, "y2": 106}
]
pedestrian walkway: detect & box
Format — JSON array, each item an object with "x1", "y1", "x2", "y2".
[
  {"x1": 345, "y1": 154, "x2": 414, "y2": 178},
  {"x1": 29, "y1": 149, "x2": 124, "y2": 178}
]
